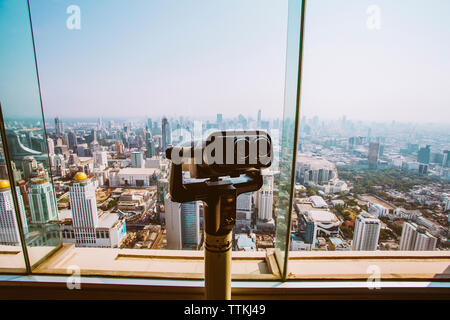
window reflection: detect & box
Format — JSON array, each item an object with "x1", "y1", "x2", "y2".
[{"x1": 0, "y1": 0, "x2": 61, "y2": 267}]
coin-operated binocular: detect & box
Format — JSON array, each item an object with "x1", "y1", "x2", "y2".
[{"x1": 165, "y1": 130, "x2": 272, "y2": 300}]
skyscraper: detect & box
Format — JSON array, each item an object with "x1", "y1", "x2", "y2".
[
  {"x1": 368, "y1": 142, "x2": 380, "y2": 169},
  {"x1": 27, "y1": 177, "x2": 58, "y2": 223},
  {"x1": 0, "y1": 180, "x2": 28, "y2": 245},
  {"x1": 161, "y1": 117, "x2": 171, "y2": 152},
  {"x1": 442, "y1": 150, "x2": 450, "y2": 168},
  {"x1": 352, "y1": 212, "x2": 381, "y2": 251},
  {"x1": 145, "y1": 130, "x2": 156, "y2": 158},
  {"x1": 69, "y1": 172, "x2": 99, "y2": 246},
  {"x1": 54, "y1": 117, "x2": 64, "y2": 137},
  {"x1": 417, "y1": 145, "x2": 431, "y2": 164},
  {"x1": 399, "y1": 222, "x2": 437, "y2": 251},
  {"x1": 67, "y1": 130, "x2": 78, "y2": 148},
  {"x1": 131, "y1": 152, "x2": 144, "y2": 168},
  {"x1": 180, "y1": 201, "x2": 201, "y2": 249},
  {"x1": 257, "y1": 186, "x2": 273, "y2": 221},
  {"x1": 164, "y1": 194, "x2": 200, "y2": 250},
  {"x1": 93, "y1": 151, "x2": 108, "y2": 170},
  {"x1": 47, "y1": 137, "x2": 55, "y2": 156},
  {"x1": 22, "y1": 156, "x2": 37, "y2": 181},
  {"x1": 90, "y1": 129, "x2": 97, "y2": 144},
  {"x1": 237, "y1": 192, "x2": 252, "y2": 212},
  {"x1": 147, "y1": 118, "x2": 153, "y2": 131},
  {"x1": 115, "y1": 140, "x2": 124, "y2": 154}
]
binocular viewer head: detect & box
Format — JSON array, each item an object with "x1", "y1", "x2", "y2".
[{"x1": 166, "y1": 130, "x2": 273, "y2": 179}]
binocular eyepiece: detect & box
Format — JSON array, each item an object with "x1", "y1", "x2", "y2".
[{"x1": 166, "y1": 130, "x2": 273, "y2": 179}]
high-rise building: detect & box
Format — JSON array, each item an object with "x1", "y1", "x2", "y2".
[
  {"x1": 257, "y1": 186, "x2": 273, "y2": 221},
  {"x1": 55, "y1": 117, "x2": 64, "y2": 137},
  {"x1": 418, "y1": 163, "x2": 428, "y2": 175},
  {"x1": 368, "y1": 142, "x2": 380, "y2": 169},
  {"x1": 115, "y1": 140, "x2": 124, "y2": 154},
  {"x1": 417, "y1": 145, "x2": 431, "y2": 164},
  {"x1": 93, "y1": 151, "x2": 108, "y2": 170},
  {"x1": 64, "y1": 172, "x2": 126, "y2": 248},
  {"x1": 69, "y1": 172, "x2": 98, "y2": 246},
  {"x1": 27, "y1": 177, "x2": 58, "y2": 223},
  {"x1": 67, "y1": 130, "x2": 78, "y2": 148},
  {"x1": 22, "y1": 156, "x2": 37, "y2": 180},
  {"x1": 399, "y1": 222, "x2": 437, "y2": 251},
  {"x1": 145, "y1": 131, "x2": 156, "y2": 158},
  {"x1": 147, "y1": 118, "x2": 153, "y2": 131},
  {"x1": 161, "y1": 117, "x2": 171, "y2": 152},
  {"x1": 47, "y1": 137, "x2": 55, "y2": 156},
  {"x1": 0, "y1": 180, "x2": 28, "y2": 245},
  {"x1": 352, "y1": 212, "x2": 381, "y2": 251},
  {"x1": 237, "y1": 192, "x2": 252, "y2": 212},
  {"x1": 442, "y1": 150, "x2": 450, "y2": 168},
  {"x1": 164, "y1": 194, "x2": 200, "y2": 250},
  {"x1": 97, "y1": 117, "x2": 103, "y2": 130},
  {"x1": 131, "y1": 152, "x2": 144, "y2": 168},
  {"x1": 108, "y1": 120, "x2": 113, "y2": 131},
  {"x1": 90, "y1": 129, "x2": 97, "y2": 144}
]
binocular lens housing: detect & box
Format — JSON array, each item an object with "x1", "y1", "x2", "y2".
[{"x1": 166, "y1": 130, "x2": 273, "y2": 179}]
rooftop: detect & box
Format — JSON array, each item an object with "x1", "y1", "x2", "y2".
[
  {"x1": 97, "y1": 212, "x2": 122, "y2": 229},
  {"x1": 116, "y1": 168, "x2": 159, "y2": 175},
  {"x1": 309, "y1": 196, "x2": 328, "y2": 208},
  {"x1": 306, "y1": 210, "x2": 339, "y2": 223}
]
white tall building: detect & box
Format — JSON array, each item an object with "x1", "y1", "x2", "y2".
[
  {"x1": 399, "y1": 222, "x2": 437, "y2": 251},
  {"x1": 27, "y1": 177, "x2": 58, "y2": 223},
  {"x1": 0, "y1": 180, "x2": 28, "y2": 245},
  {"x1": 257, "y1": 186, "x2": 273, "y2": 221},
  {"x1": 352, "y1": 212, "x2": 381, "y2": 251},
  {"x1": 131, "y1": 152, "x2": 144, "y2": 168},
  {"x1": 47, "y1": 137, "x2": 55, "y2": 155},
  {"x1": 237, "y1": 192, "x2": 252, "y2": 211},
  {"x1": 93, "y1": 151, "x2": 108, "y2": 170},
  {"x1": 164, "y1": 194, "x2": 200, "y2": 250},
  {"x1": 69, "y1": 172, "x2": 99, "y2": 246}
]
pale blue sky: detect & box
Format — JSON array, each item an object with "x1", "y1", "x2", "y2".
[
  {"x1": 29, "y1": 0, "x2": 289, "y2": 120},
  {"x1": 1, "y1": 0, "x2": 450, "y2": 123},
  {"x1": 301, "y1": 0, "x2": 450, "y2": 123}
]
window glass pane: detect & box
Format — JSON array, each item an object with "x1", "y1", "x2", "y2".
[
  {"x1": 274, "y1": 0, "x2": 304, "y2": 277},
  {"x1": 0, "y1": 0, "x2": 61, "y2": 269},
  {"x1": 290, "y1": 0, "x2": 449, "y2": 258},
  {"x1": 25, "y1": 0, "x2": 299, "y2": 278}
]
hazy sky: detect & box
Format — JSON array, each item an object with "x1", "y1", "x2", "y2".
[
  {"x1": 29, "y1": 0, "x2": 289, "y2": 120},
  {"x1": 15, "y1": 0, "x2": 450, "y2": 122},
  {"x1": 301, "y1": 0, "x2": 450, "y2": 123}
]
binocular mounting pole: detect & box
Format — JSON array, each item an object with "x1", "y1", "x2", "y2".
[{"x1": 203, "y1": 181, "x2": 237, "y2": 300}]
